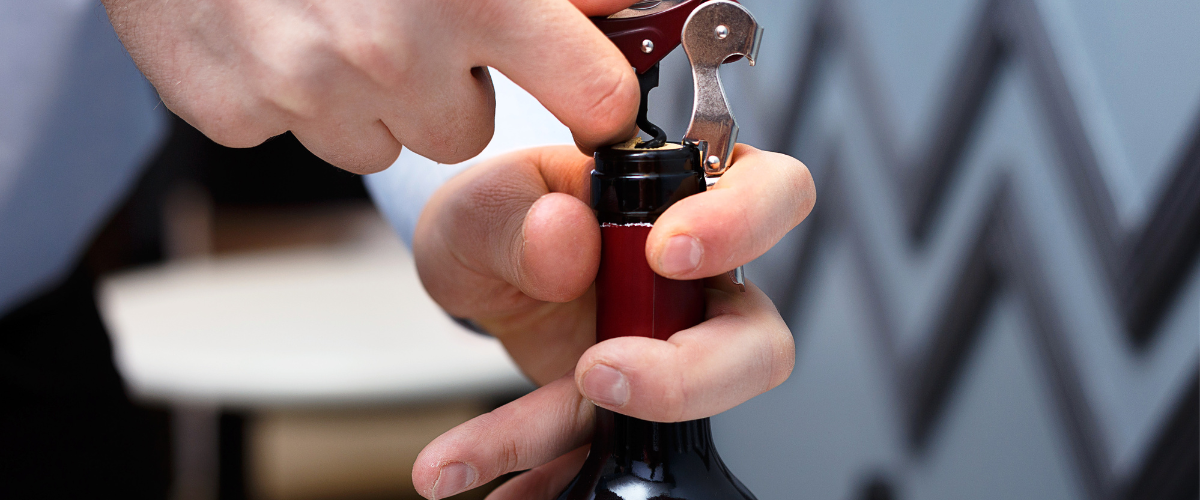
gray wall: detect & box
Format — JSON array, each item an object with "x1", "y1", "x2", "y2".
[{"x1": 653, "y1": 1, "x2": 1200, "y2": 498}]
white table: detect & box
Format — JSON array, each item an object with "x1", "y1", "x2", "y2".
[{"x1": 97, "y1": 225, "x2": 532, "y2": 499}]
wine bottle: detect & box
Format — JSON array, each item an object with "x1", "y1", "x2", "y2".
[{"x1": 555, "y1": 142, "x2": 757, "y2": 500}]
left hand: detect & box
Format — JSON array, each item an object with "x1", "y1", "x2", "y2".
[
  {"x1": 103, "y1": 0, "x2": 644, "y2": 172},
  {"x1": 409, "y1": 144, "x2": 815, "y2": 499}
]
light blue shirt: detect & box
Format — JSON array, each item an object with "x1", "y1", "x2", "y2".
[
  {"x1": 0, "y1": 1, "x2": 166, "y2": 315},
  {"x1": 365, "y1": 71, "x2": 575, "y2": 247}
]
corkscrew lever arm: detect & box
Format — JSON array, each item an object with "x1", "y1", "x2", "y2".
[
  {"x1": 681, "y1": 1, "x2": 760, "y2": 290},
  {"x1": 680, "y1": 0, "x2": 762, "y2": 177}
]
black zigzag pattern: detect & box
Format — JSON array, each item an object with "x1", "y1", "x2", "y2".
[{"x1": 763, "y1": 0, "x2": 1200, "y2": 498}]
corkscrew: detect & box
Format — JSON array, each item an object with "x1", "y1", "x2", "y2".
[
  {"x1": 593, "y1": 0, "x2": 761, "y2": 289},
  {"x1": 594, "y1": 0, "x2": 761, "y2": 174}
]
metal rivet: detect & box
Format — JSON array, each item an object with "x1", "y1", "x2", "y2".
[
  {"x1": 706, "y1": 155, "x2": 721, "y2": 168},
  {"x1": 641, "y1": 39, "x2": 654, "y2": 53},
  {"x1": 715, "y1": 25, "x2": 729, "y2": 39}
]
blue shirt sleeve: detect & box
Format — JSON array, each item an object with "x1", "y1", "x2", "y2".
[
  {"x1": 0, "y1": 2, "x2": 167, "y2": 315},
  {"x1": 364, "y1": 70, "x2": 575, "y2": 248}
]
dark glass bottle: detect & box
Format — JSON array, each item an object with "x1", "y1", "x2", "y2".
[{"x1": 555, "y1": 143, "x2": 757, "y2": 500}]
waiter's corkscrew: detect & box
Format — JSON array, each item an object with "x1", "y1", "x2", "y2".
[{"x1": 593, "y1": 0, "x2": 761, "y2": 289}]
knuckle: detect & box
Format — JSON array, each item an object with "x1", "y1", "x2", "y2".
[
  {"x1": 434, "y1": 118, "x2": 494, "y2": 164},
  {"x1": 569, "y1": 389, "x2": 595, "y2": 430},
  {"x1": 183, "y1": 99, "x2": 275, "y2": 148},
  {"x1": 764, "y1": 327, "x2": 796, "y2": 391},
  {"x1": 333, "y1": 153, "x2": 392, "y2": 175},
  {"x1": 787, "y1": 158, "x2": 817, "y2": 218},
  {"x1": 260, "y1": 81, "x2": 319, "y2": 121},
  {"x1": 338, "y1": 32, "x2": 414, "y2": 88},
  {"x1": 468, "y1": 409, "x2": 522, "y2": 474},
  {"x1": 655, "y1": 348, "x2": 689, "y2": 422},
  {"x1": 337, "y1": 141, "x2": 403, "y2": 174},
  {"x1": 577, "y1": 65, "x2": 638, "y2": 139},
  {"x1": 452, "y1": 172, "x2": 526, "y2": 241},
  {"x1": 500, "y1": 437, "x2": 522, "y2": 474},
  {"x1": 668, "y1": 368, "x2": 690, "y2": 422},
  {"x1": 406, "y1": 91, "x2": 494, "y2": 164},
  {"x1": 261, "y1": 81, "x2": 319, "y2": 120},
  {"x1": 252, "y1": 34, "x2": 329, "y2": 119}
]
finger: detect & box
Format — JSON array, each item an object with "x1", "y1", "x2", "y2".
[
  {"x1": 646, "y1": 144, "x2": 816, "y2": 279},
  {"x1": 413, "y1": 146, "x2": 597, "y2": 317},
  {"x1": 169, "y1": 74, "x2": 290, "y2": 150},
  {"x1": 486, "y1": 285, "x2": 597, "y2": 386},
  {"x1": 476, "y1": 0, "x2": 640, "y2": 151},
  {"x1": 291, "y1": 118, "x2": 402, "y2": 174},
  {"x1": 413, "y1": 147, "x2": 600, "y2": 384},
  {"x1": 413, "y1": 375, "x2": 594, "y2": 499},
  {"x1": 570, "y1": 0, "x2": 639, "y2": 17},
  {"x1": 250, "y1": 44, "x2": 408, "y2": 173},
  {"x1": 485, "y1": 446, "x2": 590, "y2": 500},
  {"x1": 382, "y1": 66, "x2": 498, "y2": 165},
  {"x1": 287, "y1": 47, "x2": 493, "y2": 170},
  {"x1": 574, "y1": 279, "x2": 795, "y2": 422}
]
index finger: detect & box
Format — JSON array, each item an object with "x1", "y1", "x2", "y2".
[
  {"x1": 474, "y1": 0, "x2": 640, "y2": 152},
  {"x1": 646, "y1": 144, "x2": 816, "y2": 279}
]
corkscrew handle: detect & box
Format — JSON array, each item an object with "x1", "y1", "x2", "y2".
[
  {"x1": 591, "y1": 145, "x2": 707, "y2": 342},
  {"x1": 591, "y1": 0, "x2": 709, "y2": 75}
]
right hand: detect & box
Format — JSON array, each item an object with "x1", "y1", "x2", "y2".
[
  {"x1": 409, "y1": 144, "x2": 814, "y2": 498},
  {"x1": 102, "y1": 0, "x2": 642, "y2": 172}
]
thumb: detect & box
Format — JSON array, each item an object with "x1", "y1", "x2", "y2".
[
  {"x1": 476, "y1": 0, "x2": 640, "y2": 152},
  {"x1": 413, "y1": 146, "x2": 600, "y2": 319}
]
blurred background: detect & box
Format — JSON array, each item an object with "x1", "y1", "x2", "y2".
[
  {"x1": 700, "y1": 1, "x2": 1199, "y2": 499},
  {"x1": 13, "y1": 0, "x2": 1197, "y2": 499},
  {"x1": 86, "y1": 117, "x2": 533, "y2": 500}
]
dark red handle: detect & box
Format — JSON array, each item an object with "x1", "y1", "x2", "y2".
[{"x1": 591, "y1": 0, "x2": 708, "y2": 74}]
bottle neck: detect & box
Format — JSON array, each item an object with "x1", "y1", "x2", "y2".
[
  {"x1": 594, "y1": 409, "x2": 717, "y2": 466},
  {"x1": 591, "y1": 143, "x2": 705, "y2": 224}
]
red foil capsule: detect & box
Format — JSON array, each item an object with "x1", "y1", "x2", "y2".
[{"x1": 596, "y1": 223, "x2": 705, "y2": 342}]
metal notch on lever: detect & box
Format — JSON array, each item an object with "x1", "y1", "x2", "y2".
[{"x1": 681, "y1": 0, "x2": 762, "y2": 177}]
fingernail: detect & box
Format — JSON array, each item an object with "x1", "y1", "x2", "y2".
[
  {"x1": 660, "y1": 235, "x2": 702, "y2": 276},
  {"x1": 582, "y1": 364, "x2": 630, "y2": 407},
  {"x1": 432, "y1": 462, "x2": 476, "y2": 499}
]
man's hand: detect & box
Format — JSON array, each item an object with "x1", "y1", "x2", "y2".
[
  {"x1": 410, "y1": 144, "x2": 815, "y2": 499},
  {"x1": 102, "y1": 0, "x2": 641, "y2": 173}
]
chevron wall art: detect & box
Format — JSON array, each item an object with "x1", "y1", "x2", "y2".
[{"x1": 647, "y1": 0, "x2": 1200, "y2": 499}]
